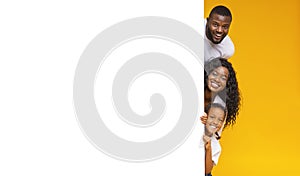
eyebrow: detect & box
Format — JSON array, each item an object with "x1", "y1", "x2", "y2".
[
  {"x1": 208, "y1": 114, "x2": 215, "y2": 118},
  {"x1": 211, "y1": 20, "x2": 231, "y2": 25},
  {"x1": 218, "y1": 117, "x2": 225, "y2": 121}
]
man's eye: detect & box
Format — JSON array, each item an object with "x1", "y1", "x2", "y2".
[{"x1": 223, "y1": 25, "x2": 229, "y2": 30}]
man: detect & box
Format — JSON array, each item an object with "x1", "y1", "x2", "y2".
[{"x1": 204, "y1": 5, "x2": 234, "y2": 62}]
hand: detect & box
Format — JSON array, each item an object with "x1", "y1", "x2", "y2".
[
  {"x1": 203, "y1": 135, "x2": 211, "y2": 149},
  {"x1": 200, "y1": 112, "x2": 208, "y2": 125}
]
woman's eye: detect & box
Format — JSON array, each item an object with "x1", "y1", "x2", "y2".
[
  {"x1": 221, "y1": 76, "x2": 227, "y2": 81},
  {"x1": 212, "y1": 71, "x2": 218, "y2": 76}
]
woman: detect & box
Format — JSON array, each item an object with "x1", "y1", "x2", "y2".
[{"x1": 204, "y1": 57, "x2": 241, "y2": 128}]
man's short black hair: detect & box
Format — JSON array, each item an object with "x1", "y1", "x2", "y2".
[{"x1": 209, "y1": 5, "x2": 232, "y2": 21}]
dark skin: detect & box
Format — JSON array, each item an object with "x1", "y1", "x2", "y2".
[
  {"x1": 204, "y1": 135, "x2": 213, "y2": 174},
  {"x1": 206, "y1": 13, "x2": 232, "y2": 44}
]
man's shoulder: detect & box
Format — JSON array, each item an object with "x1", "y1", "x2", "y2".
[
  {"x1": 222, "y1": 35, "x2": 234, "y2": 48},
  {"x1": 220, "y1": 35, "x2": 235, "y2": 58}
]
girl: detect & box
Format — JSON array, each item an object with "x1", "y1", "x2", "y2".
[{"x1": 202, "y1": 103, "x2": 227, "y2": 176}]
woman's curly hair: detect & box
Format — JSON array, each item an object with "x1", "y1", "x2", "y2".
[{"x1": 204, "y1": 58, "x2": 241, "y2": 128}]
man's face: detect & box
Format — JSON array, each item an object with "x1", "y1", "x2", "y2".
[{"x1": 206, "y1": 13, "x2": 231, "y2": 44}]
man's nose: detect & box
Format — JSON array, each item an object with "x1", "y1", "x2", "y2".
[{"x1": 217, "y1": 26, "x2": 223, "y2": 33}]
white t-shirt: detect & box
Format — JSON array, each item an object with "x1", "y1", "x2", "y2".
[{"x1": 204, "y1": 20, "x2": 235, "y2": 62}]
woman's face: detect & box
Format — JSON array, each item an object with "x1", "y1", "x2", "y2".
[{"x1": 207, "y1": 66, "x2": 229, "y2": 93}]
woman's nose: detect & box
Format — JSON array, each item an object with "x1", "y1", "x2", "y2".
[{"x1": 214, "y1": 76, "x2": 220, "y2": 82}]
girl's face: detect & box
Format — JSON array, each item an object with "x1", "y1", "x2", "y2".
[
  {"x1": 205, "y1": 107, "x2": 225, "y2": 136},
  {"x1": 207, "y1": 66, "x2": 229, "y2": 93}
]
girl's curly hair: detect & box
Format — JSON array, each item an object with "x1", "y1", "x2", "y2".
[{"x1": 204, "y1": 58, "x2": 241, "y2": 128}]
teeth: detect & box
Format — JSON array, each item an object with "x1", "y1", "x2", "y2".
[
  {"x1": 211, "y1": 82, "x2": 219, "y2": 88},
  {"x1": 210, "y1": 125, "x2": 216, "y2": 129}
]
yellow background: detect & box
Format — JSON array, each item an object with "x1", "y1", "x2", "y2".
[{"x1": 205, "y1": 0, "x2": 300, "y2": 175}]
